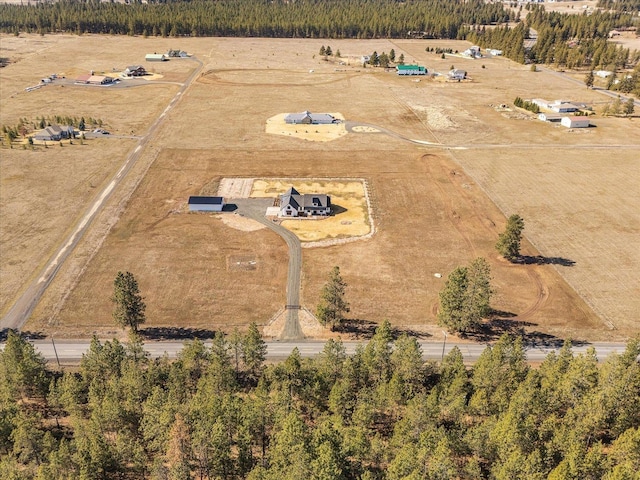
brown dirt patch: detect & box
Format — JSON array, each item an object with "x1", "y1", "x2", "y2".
[{"x1": 2, "y1": 35, "x2": 634, "y2": 342}]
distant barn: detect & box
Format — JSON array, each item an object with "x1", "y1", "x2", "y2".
[
  {"x1": 284, "y1": 111, "x2": 337, "y2": 125},
  {"x1": 188, "y1": 196, "x2": 225, "y2": 212}
]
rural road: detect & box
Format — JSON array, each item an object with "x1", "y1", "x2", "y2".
[
  {"x1": 6, "y1": 339, "x2": 637, "y2": 364},
  {"x1": 232, "y1": 199, "x2": 304, "y2": 340},
  {"x1": 0, "y1": 57, "x2": 204, "y2": 332}
]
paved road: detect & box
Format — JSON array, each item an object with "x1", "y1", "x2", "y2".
[
  {"x1": 9, "y1": 339, "x2": 636, "y2": 364},
  {"x1": 0, "y1": 57, "x2": 203, "y2": 332},
  {"x1": 232, "y1": 199, "x2": 304, "y2": 339}
]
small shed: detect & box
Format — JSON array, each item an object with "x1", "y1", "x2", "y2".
[
  {"x1": 146, "y1": 54, "x2": 168, "y2": 62},
  {"x1": 188, "y1": 196, "x2": 225, "y2": 212},
  {"x1": 561, "y1": 116, "x2": 590, "y2": 128}
]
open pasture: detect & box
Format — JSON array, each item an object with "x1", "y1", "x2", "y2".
[{"x1": 1, "y1": 35, "x2": 635, "y2": 340}]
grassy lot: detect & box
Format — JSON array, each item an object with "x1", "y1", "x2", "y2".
[{"x1": 2, "y1": 35, "x2": 637, "y2": 341}]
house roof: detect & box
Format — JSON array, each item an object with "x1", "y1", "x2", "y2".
[
  {"x1": 284, "y1": 111, "x2": 335, "y2": 123},
  {"x1": 126, "y1": 65, "x2": 144, "y2": 71},
  {"x1": 76, "y1": 74, "x2": 91, "y2": 82},
  {"x1": 303, "y1": 195, "x2": 330, "y2": 209},
  {"x1": 397, "y1": 64, "x2": 425, "y2": 70},
  {"x1": 188, "y1": 196, "x2": 224, "y2": 205}
]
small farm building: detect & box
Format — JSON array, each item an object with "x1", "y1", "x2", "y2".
[
  {"x1": 188, "y1": 196, "x2": 225, "y2": 212},
  {"x1": 532, "y1": 99, "x2": 550, "y2": 109},
  {"x1": 462, "y1": 46, "x2": 481, "y2": 58},
  {"x1": 279, "y1": 187, "x2": 331, "y2": 217},
  {"x1": 448, "y1": 69, "x2": 467, "y2": 80},
  {"x1": 146, "y1": 53, "x2": 168, "y2": 62},
  {"x1": 561, "y1": 117, "x2": 590, "y2": 128},
  {"x1": 397, "y1": 65, "x2": 427, "y2": 75},
  {"x1": 284, "y1": 111, "x2": 337, "y2": 125},
  {"x1": 34, "y1": 125, "x2": 74, "y2": 141},
  {"x1": 538, "y1": 113, "x2": 565, "y2": 122},
  {"x1": 550, "y1": 101, "x2": 580, "y2": 113},
  {"x1": 167, "y1": 49, "x2": 188, "y2": 58},
  {"x1": 125, "y1": 65, "x2": 146, "y2": 76}
]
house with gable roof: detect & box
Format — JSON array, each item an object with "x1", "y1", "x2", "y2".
[{"x1": 279, "y1": 187, "x2": 331, "y2": 217}]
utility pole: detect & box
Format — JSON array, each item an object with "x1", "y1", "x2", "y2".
[{"x1": 441, "y1": 330, "x2": 448, "y2": 362}]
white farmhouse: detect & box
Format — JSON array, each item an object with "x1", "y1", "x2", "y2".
[{"x1": 279, "y1": 187, "x2": 331, "y2": 217}]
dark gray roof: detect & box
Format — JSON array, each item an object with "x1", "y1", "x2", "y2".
[
  {"x1": 303, "y1": 195, "x2": 330, "y2": 209},
  {"x1": 188, "y1": 196, "x2": 224, "y2": 205}
]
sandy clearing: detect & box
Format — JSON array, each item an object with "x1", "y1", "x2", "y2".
[{"x1": 265, "y1": 113, "x2": 347, "y2": 142}]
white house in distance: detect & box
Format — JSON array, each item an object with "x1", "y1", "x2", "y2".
[
  {"x1": 279, "y1": 187, "x2": 331, "y2": 217},
  {"x1": 549, "y1": 100, "x2": 581, "y2": 113},
  {"x1": 188, "y1": 196, "x2": 225, "y2": 212},
  {"x1": 561, "y1": 116, "x2": 590, "y2": 128},
  {"x1": 145, "y1": 53, "x2": 168, "y2": 62},
  {"x1": 284, "y1": 111, "x2": 337, "y2": 125},
  {"x1": 462, "y1": 46, "x2": 481, "y2": 58},
  {"x1": 448, "y1": 69, "x2": 467, "y2": 80}
]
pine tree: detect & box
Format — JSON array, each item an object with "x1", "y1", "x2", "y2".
[
  {"x1": 584, "y1": 70, "x2": 594, "y2": 88},
  {"x1": 495, "y1": 214, "x2": 525, "y2": 261},
  {"x1": 241, "y1": 322, "x2": 267, "y2": 381},
  {"x1": 316, "y1": 266, "x2": 350, "y2": 331},
  {"x1": 112, "y1": 271, "x2": 146, "y2": 333}
]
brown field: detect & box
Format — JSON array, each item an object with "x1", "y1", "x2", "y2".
[{"x1": 1, "y1": 35, "x2": 638, "y2": 341}]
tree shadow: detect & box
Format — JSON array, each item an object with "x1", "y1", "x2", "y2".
[
  {"x1": 340, "y1": 319, "x2": 433, "y2": 340},
  {"x1": 462, "y1": 312, "x2": 588, "y2": 348},
  {"x1": 140, "y1": 327, "x2": 218, "y2": 341},
  {"x1": 0, "y1": 329, "x2": 47, "y2": 342},
  {"x1": 519, "y1": 255, "x2": 576, "y2": 267},
  {"x1": 340, "y1": 318, "x2": 378, "y2": 339}
]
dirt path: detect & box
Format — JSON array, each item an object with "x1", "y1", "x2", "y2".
[{"x1": 232, "y1": 198, "x2": 304, "y2": 340}]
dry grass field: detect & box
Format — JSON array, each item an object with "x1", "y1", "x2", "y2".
[{"x1": 2, "y1": 35, "x2": 638, "y2": 341}]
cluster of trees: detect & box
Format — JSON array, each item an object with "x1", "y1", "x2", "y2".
[
  {"x1": 597, "y1": 0, "x2": 640, "y2": 12},
  {"x1": 602, "y1": 95, "x2": 636, "y2": 116},
  {"x1": 366, "y1": 50, "x2": 402, "y2": 68},
  {"x1": 513, "y1": 97, "x2": 541, "y2": 114},
  {"x1": 467, "y1": 22, "x2": 527, "y2": 64},
  {"x1": 319, "y1": 45, "x2": 340, "y2": 58},
  {"x1": 1, "y1": 328, "x2": 639, "y2": 479},
  {"x1": 0, "y1": 0, "x2": 511, "y2": 39}
]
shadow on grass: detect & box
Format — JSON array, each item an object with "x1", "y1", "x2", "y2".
[
  {"x1": 0, "y1": 329, "x2": 47, "y2": 342},
  {"x1": 140, "y1": 327, "x2": 217, "y2": 341},
  {"x1": 519, "y1": 255, "x2": 576, "y2": 267},
  {"x1": 340, "y1": 319, "x2": 433, "y2": 341},
  {"x1": 462, "y1": 312, "x2": 588, "y2": 348}
]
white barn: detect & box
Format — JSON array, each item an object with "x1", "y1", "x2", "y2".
[
  {"x1": 561, "y1": 116, "x2": 590, "y2": 128},
  {"x1": 188, "y1": 196, "x2": 225, "y2": 212}
]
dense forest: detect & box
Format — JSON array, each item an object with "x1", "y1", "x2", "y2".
[
  {"x1": 597, "y1": 0, "x2": 640, "y2": 13},
  {"x1": 1, "y1": 326, "x2": 639, "y2": 479},
  {"x1": 0, "y1": 0, "x2": 510, "y2": 39}
]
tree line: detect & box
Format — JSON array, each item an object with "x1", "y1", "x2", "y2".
[
  {"x1": 1, "y1": 327, "x2": 639, "y2": 479},
  {"x1": 0, "y1": 0, "x2": 511, "y2": 39}
]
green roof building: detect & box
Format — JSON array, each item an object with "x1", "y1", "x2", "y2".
[{"x1": 396, "y1": 64, "x2": 427, "y2": 75}]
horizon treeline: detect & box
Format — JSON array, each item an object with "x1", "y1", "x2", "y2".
[
  {"x1": 1, "y1": 326, "x2": 639, "y2": 479},
  {"x1": 0, "y1": 0, "x2": 511, "y2": 39}
]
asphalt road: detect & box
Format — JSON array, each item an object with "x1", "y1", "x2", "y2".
[
  {"x1": 232, "y1": 199, "x2": 304, "y2": 339},
  {"x1": 0, "y1": 57, "x2": 204, "y2": 332},
  {"x1": 11, "y1": 339, "x2": 637, "y2": 364}
]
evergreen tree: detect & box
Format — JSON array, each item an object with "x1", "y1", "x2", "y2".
[
  {"x1": 316, "y1": 266, "x2": 350, "y2": 331},
  {"x1": 623, "y1": 97, "x2": 635, "y2": 116},
  {"x1": 495, "y1": 214, "x2": 525, "y2": 261},
  {"x1": 585, "y1": 70, "x2": 595, "y2": 88},
  {"x1": 112, "y1": 271, "x2": 146, "y2": 333},
  {"x1": 242, "y1": 322, "x2": 267, "y2": 381},
  {"x1": 438, "y1": 258, "x2": 493, "y2": 334}
]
